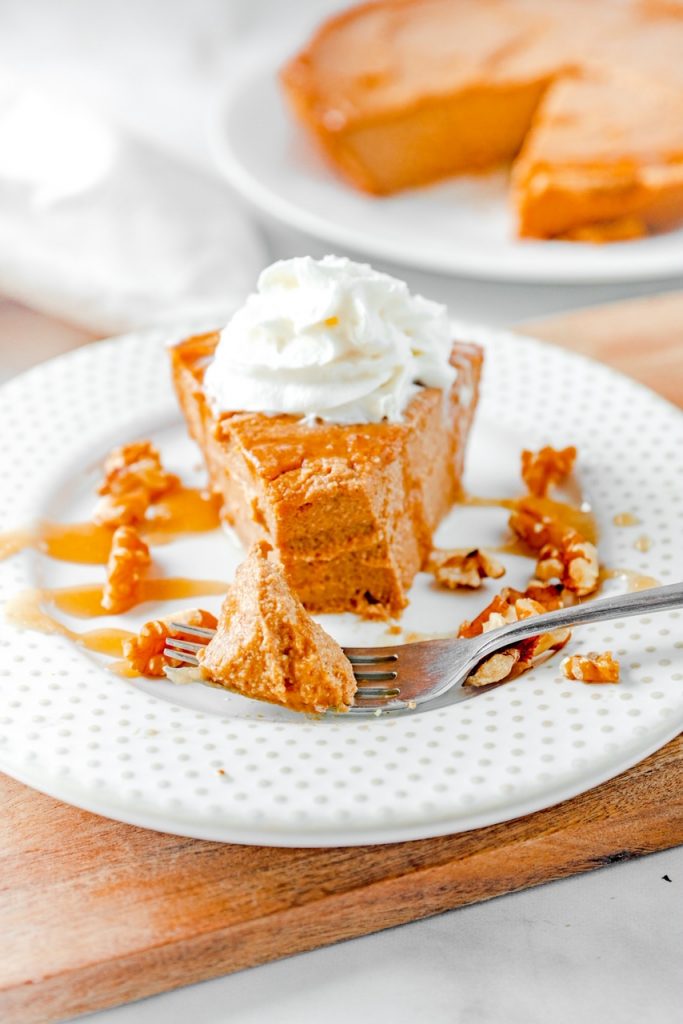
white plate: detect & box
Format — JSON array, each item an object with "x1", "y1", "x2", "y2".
[
  {"x1": 1, "y1": 324, "x2": 682, "y2": 846},
  {"x1": 211, "y1": 61, "x2": 683, "y2": 284}
]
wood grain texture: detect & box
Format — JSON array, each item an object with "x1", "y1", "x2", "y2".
[
  {"x1": 1, "y1": 291, "x2": 682, "y2": 1023},
  {"x1": 520, "y1": 290, "x2": 683, "y2": 408},
  {"x1": 2, "y1": 737, "x2": 682, "y2": 1024}
]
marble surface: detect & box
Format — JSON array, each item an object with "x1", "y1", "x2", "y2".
[
  {"x1": 0, "y1": 3, "x2": 681, "y2": 1022},
  {"x1": 86, "y1": 849, "x2": 681, "y2": 1024}
]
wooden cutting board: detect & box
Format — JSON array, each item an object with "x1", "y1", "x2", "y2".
[{"x1": 2, "y1": 291, "x2": 683, "y2": 1024}]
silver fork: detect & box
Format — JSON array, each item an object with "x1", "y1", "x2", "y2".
[{"x1": 164, "y1": 581, "x2": 683, "y2": 716}]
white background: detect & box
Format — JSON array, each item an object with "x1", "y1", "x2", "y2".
[{"x1": 0, "y1": 2, "x2": 681, "y2": 1022}]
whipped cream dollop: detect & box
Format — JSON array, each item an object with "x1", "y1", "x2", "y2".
[{"x1": 203, "y1": 256, "x2": 456, "y2": 423}]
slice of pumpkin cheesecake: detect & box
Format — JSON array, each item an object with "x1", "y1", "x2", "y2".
[{"x1": 170, "y1": 256, "x2": 482, "y2": 618}]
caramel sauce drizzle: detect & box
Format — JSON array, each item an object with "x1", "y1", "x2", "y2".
[
  {"x1": 142, "y1": 487, "x2": 221, "y2": 543},
  {"x1": 6, "y1": 589, "x2": 134, "y2": 658},
  {"x1": 459, "y1": 493, "x2": 518, "y2": 511},
  {"x1": 0, "y1": 487, "x2": 221, "y2": 565},
  {"x1": 613, "y1": 512, "x2": 641, "y2": 527},
  {"x1": 48, "y1": 578, "x2": 228, "y2": 618},
  {"x1": 38, "y1": 520, "x2": 114, "y2": 564},
  {"x1": 6, "y1": 576, "x2": 228, "y2": 657},
  {"x1": 517, "y1": 495, "x2": 598, "y2": 545},
  {"x1": 464, "y1": 493, "x2": 598, "y2": 561},
  {"x1": 600, "y1": 568, "x2": 660, "y2": 592},
  {"x1": 460, "y1": 493, "x2": 599, "y2": 549},
  {"x1": 460, "y1": 493, "x2": 657, "y2": 593},
  {"x1": 1, "y1": 485, "x2": 226, "y2": 660},
  {"x1": 491, "y1": 537, "x2": 536, "y2": 558}
]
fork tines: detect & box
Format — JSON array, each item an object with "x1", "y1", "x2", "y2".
[
  {"x1": 164, "y1": 623, "x2": 402, "y2": 702},
  {"x1": 164, "y1": 634, "x2": 203, "y2": 666},
  {"x1": 168, "y1": 622, "x2": 215, "y2": 639},
  {"x1": 163, "y1": 646, "x2": 200, "y2": 666},
  {"x1": 342, "y1": 647, "x2": 399, "y2": 694},
  {"x1": 163, "y1": 621, "x2": 213, "y2": 668}
]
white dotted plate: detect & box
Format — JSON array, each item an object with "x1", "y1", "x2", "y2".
[{"x1": 0, "y1": 324, "x2": 682, "y2": 846}]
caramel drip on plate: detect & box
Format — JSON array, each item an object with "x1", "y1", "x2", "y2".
[
  {"x1": 600, "y1": 567, "x2": 660, "y2": 592},
  {"x1": 1, "y1": 485, "x2": 226, "y2": 670},
  {"x1": 520, "y1": 495, "x2": 598, "y2": 545},
  {"x1": 459, "y1": 493, "x2": 598, "y2": 545},
  {"x1": 5, "y1": 589, "x2": 134, "y2": 658},
  {"x1": 613, "y1": 512, "x2": 641, "y2": 527},
  {"x1": 38, "y1": 521, "x2": 115, "y2": 564},
  {"x1": 0, "y1": 487, "x2": 221, "y2": 565},
  {"x1": 490, "y1": 537, "x2": 535, "y2": 558},
  {"x1": 6, "y1": 575, "x2": 228, "y2": 655},
  {"x1": 458, "y1": 493, "x2": 517, "y2": 511},
  {"x1": 48, "y1": 578, "x2": 228, "y2": 618},
  {"x1": 142, "y1": 487, "x2": 221, "y2": 543},
  {"x1": 460, "y1": 495, "x2": 539, "y2": 559},
  {"x1": 109, "y1": 660, "x2": 142, "y2": 678}
]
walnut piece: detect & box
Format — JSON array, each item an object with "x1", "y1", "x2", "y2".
[
  {"x1": 123, "y1": 607, "x2": 218, "y2": 677},
  {"x1": 93, "y1": 490, "x2": 150, "y2": 528},
  {"x1": 459, "y1": 582, "x2": 571, "y2": 640},
  {"x1": 535, "y1": 536, "x2": 599, "y2": 597},
  {"x1": 461, "y1": 583, "x2": 572, "y2": 688},
  {"x1": 521, "y1": 445, "x2": 577, "y2": 497},
  {"x1": 562, "y1": 651, "x2": 620, "y2": 684},
  {"x1": 101, "y1": 526, "x2": 151, "y2": 613},
  {"x1": 428, "y1": 547, "x2": 505, "y2": 590},
  {"x1": 509, "y1": 498, "x2": 599, "y2": 597},
  {"x1": 469, "y1": 649, "x2": 520, "y2": 686},
  {"x1": 509, "y1": 500, "x2": 574, "y2": 554},
  {"x1": 94, "y1": 440, "x2": 179, "y2": 526}
]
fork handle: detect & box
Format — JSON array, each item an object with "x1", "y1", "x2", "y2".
[{"x1": 474, "y1": 580, "x2": 683, "y2": 662}]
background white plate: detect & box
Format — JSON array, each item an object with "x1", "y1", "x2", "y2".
[
  {"x1": 212, "y1": 61, "x2": 683, "y2": 284},
  {"x1": 0, "y1": 324, "x2": 682, "y2": 846}
]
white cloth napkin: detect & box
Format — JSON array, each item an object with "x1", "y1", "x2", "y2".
[{"x1": 0, "y1": 74, "x2": 266, "y2": 333}]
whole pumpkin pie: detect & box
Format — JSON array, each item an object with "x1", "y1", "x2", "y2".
[{"x1": 171, "y1": 256, "x2": 482, "y2": 618}]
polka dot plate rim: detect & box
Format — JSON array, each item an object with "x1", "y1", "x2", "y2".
[{"x1": 0, "y1": 321, "x2": 681, "y2": 847}]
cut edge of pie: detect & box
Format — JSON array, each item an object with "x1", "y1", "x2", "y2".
[{"x1": 512, "y1": 67, "x2": 683, "y2": 240}]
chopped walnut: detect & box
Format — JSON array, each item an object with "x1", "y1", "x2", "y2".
[
  {"x1": 562, "y1": 651, "x2": 620, "y2": 684},
  {"x1": 428, "y1": 547, "x2": 505, "y2": 590},
  {"x1": 101, "y1": 526, "x2": 151, "y2": 613},
  {"x1": 94, "y1": 490, "x2": 150, "y2": 528},
  {"x1": 536, "y1": 536, "x2": 599, "y2": 597},
  {"x1": 459, "y1": 583, "x2": 572, "y2": 639},
  {"x1": 509, "y1": 501, "x2": 573, "y2": 554},
  {"x1": 100, "y1": 441, "x2": 178, "y2": 498},
  {"x1": 122, "y1": 607, "x2": 218, "y2": 677},
  {"x1": 524, "y1": 581, "x2": 574, "y2": 610},
  {"x1": 509, "y1": 498, "x2": 599, "y2": 597},
  {"x1": 468, "y1": 649, "x2": 520, "y2": 686},
  {"x1": 94, "y1": 441, "x2": 179, "y2": 526},
  {"x1": 521, "y1": 445, "x2": 577, "y2": 497},
  {"x1": 461, "y1": 582, "x2": 572, "y2": 688}
]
